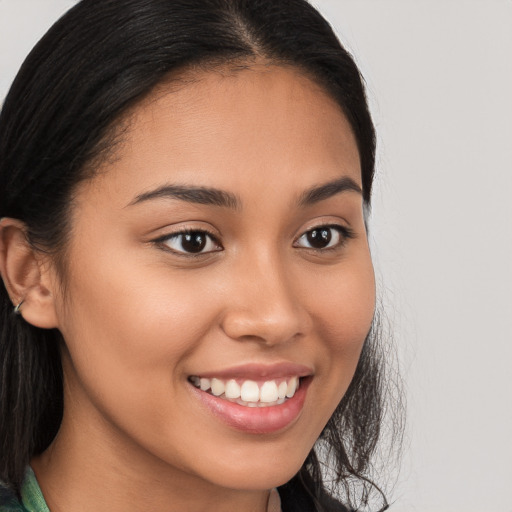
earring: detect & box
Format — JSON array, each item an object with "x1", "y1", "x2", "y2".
[{"x1": 14, "y1": 300, "x2": 24, "y2": 315}]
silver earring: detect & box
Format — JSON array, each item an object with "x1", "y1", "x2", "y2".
[{"x1": 14, "y1": 300, "x2": 24, "y2": 315}]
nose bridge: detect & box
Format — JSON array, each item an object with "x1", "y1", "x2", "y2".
[{"x1": 221, "y1": 246, "x2": 306, "y2": 345}]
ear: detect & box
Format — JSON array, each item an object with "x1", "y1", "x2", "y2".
[{"x1": 0, "y1": 218, "x2": 59, "y2": 328}]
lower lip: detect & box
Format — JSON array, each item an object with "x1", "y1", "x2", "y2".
[{"x1": 190, "y1": 378, "x2": 311, "y2": 434}]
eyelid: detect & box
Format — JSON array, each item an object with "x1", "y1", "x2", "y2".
[
  {"x1": 293, "y1": 223, "x2": 355, "y2": 250},
  {"x1": 152, "y1": 227, "x2": 223, "y2": 256}
]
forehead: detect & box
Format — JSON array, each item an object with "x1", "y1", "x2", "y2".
[{"x1": 86, "y1": 64, "x2": 361, "y2": 205}]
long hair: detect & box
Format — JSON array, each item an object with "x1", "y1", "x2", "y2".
[{"x1": 0, "y1": 1, "x2": 399, "y2": 510}]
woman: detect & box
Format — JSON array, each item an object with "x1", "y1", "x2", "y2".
[{"x1": 0, "y1": 1, "x2": 398, "y2": 511}]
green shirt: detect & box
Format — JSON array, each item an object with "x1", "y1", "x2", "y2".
[{"x1": 0, "y1": 468, "x2": 49, "y2": 512}]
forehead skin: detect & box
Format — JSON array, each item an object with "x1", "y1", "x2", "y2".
[{"x1": 88, "y1": 64, "x2": 362, "y2": 207}]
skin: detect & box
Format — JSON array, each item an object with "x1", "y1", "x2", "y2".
[{"x1": 25, "y1": 64, "x2": 376, "y2": 512}]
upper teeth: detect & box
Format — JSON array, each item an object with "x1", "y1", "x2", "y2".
[{"x1": 190, "y1": 376, "x2": 300, "y2": 404}]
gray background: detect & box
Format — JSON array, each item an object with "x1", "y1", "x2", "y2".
[{"x1": 1, "y1": 1, "x2": 511, "y2": 510}]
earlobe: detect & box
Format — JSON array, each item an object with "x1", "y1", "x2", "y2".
[{"x1": 0, "y1": 218, "x2": 59, "y2": 329}]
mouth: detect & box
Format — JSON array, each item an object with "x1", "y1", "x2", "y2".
[
  {"x1": 188, "y1": 375, "x2": 301, "y2": 408},
  {"x1": 187, "y1": 365, "x2": 312, "y2": 434}
]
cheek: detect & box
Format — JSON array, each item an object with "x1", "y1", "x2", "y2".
[
  {"x1": 304, "y1": 252, "x2": 375, "y2": 391},
  {"x1": 55, "y1": 248, "x2": 220, "y2": 404},
  {"x1": 311, "y1": 258, "x2": 375, "y2": 349},
  {"x1": 55, "y1": 254, "x2": 226, "y2": 459}
]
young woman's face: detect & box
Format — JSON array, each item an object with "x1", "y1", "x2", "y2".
[{"x1": 50, "y1": 65, "x2": 375, "y2": 491}]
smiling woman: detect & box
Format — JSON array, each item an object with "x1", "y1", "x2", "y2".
[{"x1": 0, "y1": 1, "x2": 400, "y2": 512}]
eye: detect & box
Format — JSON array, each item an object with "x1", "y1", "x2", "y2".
[
  {"x1": 157, "y1": 230, "x2": 221, "y2": 255},
  {"x1": 294, "y1": 225, "x2": 353, "y2": 250}
]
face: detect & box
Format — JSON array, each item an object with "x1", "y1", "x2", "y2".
[{"x1": 50, "y1": 65, "x2": 375, "y2": 492}]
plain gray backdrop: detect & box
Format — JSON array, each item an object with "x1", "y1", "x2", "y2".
[{"x1": 1, "y1": 1, "x2": 511, "y2": 511}]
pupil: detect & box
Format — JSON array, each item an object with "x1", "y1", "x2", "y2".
[
  {"x1": 182, "y1": 232, "x2": 206, "y2": 253},
  {"x1": 307, "y1": 228, "x2": 331, "y2": 249}
]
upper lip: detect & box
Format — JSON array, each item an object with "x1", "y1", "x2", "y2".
[{"x1": 190, "y1": 362, "x2": 313, "y2": 380}]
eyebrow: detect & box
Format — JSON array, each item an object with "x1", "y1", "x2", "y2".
[
  {"x1": 129, "y1": 184, "x2": 240, "y2": 210},
  {"x1": 298, "y1": 176, "x2": 362, "y2": 206},
  {"x1": 128, "y1": 176, "x2": 361, "y2": 210}
]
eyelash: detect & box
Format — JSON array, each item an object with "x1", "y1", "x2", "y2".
[
  {"x1": 154, "y1": 224, "x2": 355, "y2": 257},
  {"x1": 293, "y1": 224, "x2": 355, "y2": 252},
  {"x1": 154, "y1": 228, "x2": 222, "y2": 257}
]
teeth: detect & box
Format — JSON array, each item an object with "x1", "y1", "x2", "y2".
[
  {"x1": 260, "y1": 380, "x2": 279, "y2": 403},
  {"x1": 190, "y1": 376, "x2": 303, "y2": 406},
  {"x1": 240, "y1": 380, "x2": 260, "y2": 402},
  {"x1": 210, "y1": 378, "x2": 225, "y2": 396},
  {"x1": 277, "y1": 381, "x2": 287, "y2": 399},
  {"x1": 225, "y1": 379, "x2": 241, "y2": 399},
  {"x1": 200, "y1": 378, "x2": 211, "y2": 391},
  {"x1": 286, "y1": 376, "x2": 298, "y2": 398}
]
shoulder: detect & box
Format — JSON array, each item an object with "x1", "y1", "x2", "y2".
[
  {"x1": 0, "y1": 484, "x2": 28, "y2": 512},
  {"x1": 0, "y1": 468, "x2": 48, "y2": 512}
]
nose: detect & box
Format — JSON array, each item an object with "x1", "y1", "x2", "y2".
[{"x1": 220, "y1": 253, "x2": 310, "y2": 346}]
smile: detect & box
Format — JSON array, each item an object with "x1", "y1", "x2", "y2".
[
  {"x1": 189, "y1": 376, "x2": 300, "y2": 407},
  {"x1": 187, "y1": 364, "x2": 312, "y2": 433}
]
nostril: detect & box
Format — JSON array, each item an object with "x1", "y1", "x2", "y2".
[{"x1": 219, "y1": 304, "x2": 307, "y2": 346}]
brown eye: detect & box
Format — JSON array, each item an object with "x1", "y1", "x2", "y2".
[
  {"x1": 295, "y1": 225, "x2": 349, "y2": 250},
  {"x1": 181, "y1": 232, "x2": 207, "y2": 253},
  {"x1": 306, "y1": 228, "x2": 332, "y2": 249},
  {"x1": 161, "y1": 231, "x2": 220, "y2": 255}
]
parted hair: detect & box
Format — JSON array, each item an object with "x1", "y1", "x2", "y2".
[{"x1": 0, "y1": 1, "x2": 398, "y2": 510}]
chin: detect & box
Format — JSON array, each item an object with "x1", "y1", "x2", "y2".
[
  {"x1": 214, "y1": 464, "x2": 303, "y2": 491},
  {"x1": 185, "y1": 445, "x2": 309, "y2": 491}
]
